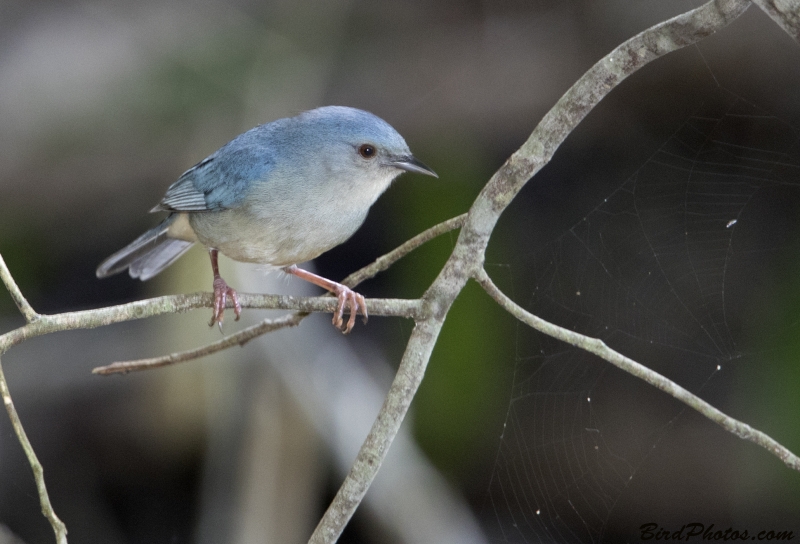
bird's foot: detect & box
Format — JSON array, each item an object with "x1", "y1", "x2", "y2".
[
  {"x1": 210, "y1": 276, "x2": 241, "y2": 329},
  {"x1": 283, "y1": 265, "x2": 368, "y2": 333},
  {"x1": 331, "y1": 284, "x2": 368, "y2": 334}
]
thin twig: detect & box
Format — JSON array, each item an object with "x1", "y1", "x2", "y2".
[
  {"x1": 2, "y1": 210, "x2": 466, "y2": 355},
  {"x1": 0, "y1": 216, "x2": 464, "y2": 544},
  {"x1": 0, "y1": 254, "x2": 40, "y2": 323},
  {"x1": 0, "y1": 294, "x2": 419, "y2": 355},
  {"x1": 0, "y1": 2, "x2": 784, "y2": 542},
  {"x1": 93, "y1": 313, "x2": 304, "y2": 374},
  {"x1": 474, "y1": 268, "x2": 800, "y2": 471},
  {"x1": 0, "y1": 356, "x2": 68, "y2": 543},
  {"x1": 92, "y1": 214, "x2": 466, "y2": 375},
  {"x1": 341, "y1": 213, "x2": 467, "y2": 287}
]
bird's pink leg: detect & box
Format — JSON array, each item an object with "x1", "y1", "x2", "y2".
[
  {"x1": 209, "y1": 248, "x2": 241, "y2": 329},
  {"x1": 283, "y1": 265, "x2": 367, "y2": 334}
]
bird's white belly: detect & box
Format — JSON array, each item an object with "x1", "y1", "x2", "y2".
[{"x1": 189, "y1": 204, "x2": 367, "y2": 266}]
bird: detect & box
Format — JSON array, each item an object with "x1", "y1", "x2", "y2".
[{"x1": 96, "y1": 106, "x2": 437, "y2": 333}]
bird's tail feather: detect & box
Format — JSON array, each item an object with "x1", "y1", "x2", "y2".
[{"x1": 96, "y1": 214, "x2": 194, "y2": 281}]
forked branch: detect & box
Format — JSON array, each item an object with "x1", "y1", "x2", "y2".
[
  {"x1": 310, "y1": 0, "x2": 757, "y2": 542},
  {"x1": 3, "y1": 1, "x2": 800, "y2": 544},
  {"x1": 0, "y1": 213, "x2": 466, "y2": 542},
  {"x1": 92, "y1": 213, "x2": 467, "y2": 375}
]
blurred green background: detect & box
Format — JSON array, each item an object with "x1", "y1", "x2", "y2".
[{"x1": 1, "y1": 1, "x2": 799, "y2": 543}]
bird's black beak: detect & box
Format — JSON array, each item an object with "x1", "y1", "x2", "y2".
[{"x1": 391, "y1": 155, "x2": 438, "y2": 178}]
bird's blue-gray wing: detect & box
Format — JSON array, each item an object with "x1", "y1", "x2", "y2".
[{"x1": 153, "y1": 144, "x2": 275, "y2": 212}]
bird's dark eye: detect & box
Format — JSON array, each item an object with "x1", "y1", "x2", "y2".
[{"x1": 358, "y1": 144, "x2": 376, "y2": 159}]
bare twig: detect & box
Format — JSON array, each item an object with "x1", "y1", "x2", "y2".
[
  {"x1": 474, "y1": 268, "x2": 800, "y2": 471},
  {"x1": 0, "y1": 356, "x2": 67, "y2": 543},
  {"x1": 0, "y1": 254, "x2": 40, "y2": 323},
  {"x1": 310, "y1": 1, "x2": 752, "y2": 541},
  {"x1": 340, "y1": 213, "x2": 467, "y2": 287},
  {"x1": 7, "y1": 2, "x2": 800, "y2": 543},
  {"x1": 3, "y1": 211, "x2": 465, "y2": 355},
  {"x1": 752, "y1": 0, "x2": 800, "y2": 43},
  {"x1": 0, "y1": 294, "x2": 419, "y2": 354},
  {"x1": 91, "y1": 214, "x2": 467, "y2": 375},
  {"x1": 0, "y1": 214, "x2": 467, "y2": 541},
  {"x1": 93, "y1": 313, "x2": 304, "y2": 374}
]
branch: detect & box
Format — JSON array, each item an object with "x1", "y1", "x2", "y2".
[
  {"x1": 752, "y1": 0, "x2": 800, "y2": 43},
  {"x1": 3, "y1": 1, "x2": 785, "y2": 541},
  {"x1": 0, "y1": 356, "x2": 67, "y2": 543},
  {"x1": 91, "y1": 214, "x2": 467, "y2": 375},
  {"x1": 308, "y1": 314, "x2": 442, "y2": 544},
  {"x1": 0, "y1": 294, "x2": 419, "y2": 354},
  {"x1": 309, "y1": 1, "x2": 752, "y2": 542},
  {"x1": 0, "y1": 214, "x2": 468, "y2": 542},
  {"x1": 474, "y1": 268, "x2": 800, "y2": 471},
  {"x1": 93, "y1": 313, "x2": 304, "y2": 374},
  {"x1": 340, "y1": 213, "x2": 467, "y2": 287},
  {"x1": 0, "y1": 254, "x2": 40, "y2": 323}
]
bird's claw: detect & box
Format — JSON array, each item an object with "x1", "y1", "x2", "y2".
[
  {"x1": 332, "y1": 285, "x2": 368, "y2": 334},
  {"x1": 282, "y1": 265, "x2": 368, "y2": 333},
  {"x1": 210, "y1": 276, "x2": 241, "y2": 329}
]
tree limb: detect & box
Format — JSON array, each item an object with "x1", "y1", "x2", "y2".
[
  {"x1": 309, "y1": 0, "x2": 752, "y2": 542},
  {"x1": 0, "y1": 356, "x2": 67, "y2": 544},
  {"x1": 0, "y1": 254, "x2": 40, "y2": 323},
  {"x1": 91, "y1": 213, "x2": 467, "y2": 375},
  {"x1": 7, "y1": 1, "x2": 800, "y2": 543},
  {"x1": 0, "y1": 213, "x2": 468, "y2": 541},
  {"x1": 92, "y1": 312, "x2": 305, "y2": 374},
  {"x1": 752, "y1": 0, "x2": 800, "y2": 42},
  {"x1": 474, "y1": 267, "x2": 800, "y2": 471},
  {"x1": 0, "y1": 293, "x2": 420, "y2": 355},
  {"x1": 340, "y1": 213, "x2": 467, "y2": 288}
]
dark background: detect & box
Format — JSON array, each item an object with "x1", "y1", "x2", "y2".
[{"x1": 1, "y1": 1, "x2": 799, "y2": 542}]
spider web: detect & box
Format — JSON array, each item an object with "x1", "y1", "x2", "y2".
[{"x1": 481, "y1": 88, "x2": 800, "y2": 543}]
